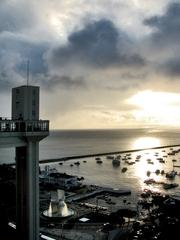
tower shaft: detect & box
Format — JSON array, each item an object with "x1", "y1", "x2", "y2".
[{"x1": 16, "y1": 142, "x2": 39, "y2": 240}]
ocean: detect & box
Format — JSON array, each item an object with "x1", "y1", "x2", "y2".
[
  {"x1": 1, "y1": 128, "x2": 180, "y2": 198},
  {"x1": 39, "y1": 128, "x2": 180, "y2": 160}
]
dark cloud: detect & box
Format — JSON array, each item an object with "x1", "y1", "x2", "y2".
[
  {"x1": 120, "y1": 72, "x2": 147, "y2": 80},
  {"x1": 0, "y1": 34, "x2": 50, "y2": 91},
  {"x1": 104, "y1": 82, "x2": 140, "y2": 92},
  {"x1": 143, "y1": 2, "x2": 180, "y2": 76},
  {"x1": 144, "y1": 2, "x2": 180, "y2": 46},
  {"x1": 160, "y1": 58, "x2": 180, "y2": 76},
  {"x1": 48, "y1": 19, "x2": 145, "y2": 69},
  {"x1": 0, "y1": 72, "x2": 12, "y2": 92},
  {"x1": 0, "y1": 36, "x2": 48, "y2": 74},
  {"x1": 33, "y1": 74, "x2": 86, "y2": 91},
  {"x1": 0, "y1": 1, "x2": 37, "y2": 33}
]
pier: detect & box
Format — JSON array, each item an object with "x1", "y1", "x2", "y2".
[{"x1": 67, "y1": 187, "x2": 131, "y2": 202}]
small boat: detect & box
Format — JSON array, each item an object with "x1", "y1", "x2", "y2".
[
  {"x1": 78, "y1": 176, "x2": 85, "y2": 181},
  {"x1": 96, "y1": 160, "x2": 103, "y2": 164},
  {"x1": 161, "y1": 170, "x2": 165, "y2": 175},
  {"x1": 112, "y1": 159, "x2": 120, "y2": 166},
  {"x1": 144, "y1": 178, "x2": 156, "y2": 184},
  {"x1": 128, "y1": 161, "x2": 135, "y2": 165},
  {"x1": 155, "y1": 169, "x2": 160, "y2": 175},
  {"x1": 163, "y1": 183, "x2": 179, "y2": 190},
  {"x1": 74, "y1": 161, "x2": 80, "y2": 165},
  {"x1": 165, "y1": 170, "x2": 177, "y2": 179},
  {"x1": 121, "y1": 167, "x2": 127, "y2": 173}
]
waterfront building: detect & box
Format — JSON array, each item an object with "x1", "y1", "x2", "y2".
[{"x1": 40, "y1": 167, "x2": 81, "y2": 189}]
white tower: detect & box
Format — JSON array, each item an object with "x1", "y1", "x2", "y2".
[
  {"x1": 12, "y1": 85, "x2": 48, "y2": 240},
  {"x1": 0, "y1": 85, "x2": 49, "y2": 240},
  {"x1": 12, "y1": 85, "x2": 39, "y2": 120}
]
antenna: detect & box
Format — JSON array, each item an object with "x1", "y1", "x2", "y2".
[{"x1": 27, "y1": 60, "x2": 30, "y2": 86}]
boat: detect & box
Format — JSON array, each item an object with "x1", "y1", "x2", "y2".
[
  {"x1": 161, "y1": 170, "x2": 165, "y2": 175},
  {"x1": 121, "y1": 167, "x2": 127, "y2": 173},
  {"x1": 144, "y1": 178, "x2": 156, "y2": 184},
  {"x1": 112, "y1": 159, "x2": 120, "y2": 166},
  {"x1": 74, "y1": 161, "x2": 80, "y2": 166},
  {"x1": 128, "y1": 161, "x2": 135, "y2": 165},
  {"x1": 96, "y1": 160, "x2": 103, "y2": 164},
  {"x1": 165, "y1": 170, "x2": 177, "y2": 179},
  {"x1": 163, "y1": 183, "x2": 179, "y2": 190},
  {"x1": 106, "y1": 155, "x2": 114, "y2": 160},
  {"x1": 155, "y1": 169, "x2": 160, "y2": 175}
]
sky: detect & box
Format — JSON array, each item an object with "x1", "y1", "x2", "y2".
[{"x1": 1, "y1": 0, "x2": 180, "y2": 129}]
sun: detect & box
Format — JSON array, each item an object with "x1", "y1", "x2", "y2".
[{"x1": 126, "y1": 90, "x2": 180, "y2": 126}]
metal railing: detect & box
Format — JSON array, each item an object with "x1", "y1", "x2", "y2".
[{"x1": 0, "y1": 119, "x2": 49, "y2": 133}]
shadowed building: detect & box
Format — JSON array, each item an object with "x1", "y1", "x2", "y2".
[{"x1": 0, "y1": 85, "x2": 49, "y2": 240}]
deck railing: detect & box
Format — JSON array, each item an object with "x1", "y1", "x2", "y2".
[{"x1": 0, "y1": 119, "x2": 49, "y2": 133}]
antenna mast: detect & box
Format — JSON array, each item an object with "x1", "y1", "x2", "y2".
[{"x1": 27, "y1": 60, "x2": 30, "y2": 86}]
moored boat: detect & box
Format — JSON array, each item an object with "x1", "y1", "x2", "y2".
[
  {"x1": 165, "y1": 170, "x2": 177, "y2": 179},
  {"x1": 112, "y1": 158, "x2": 120, "y2": 166},
  {"x1": 163, "y1": 183, "x2": 179, "y2": 190}
]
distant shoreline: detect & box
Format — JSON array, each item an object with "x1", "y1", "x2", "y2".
[{"x1": 38, "y1": 144, "x2": 180, "y2": 165}]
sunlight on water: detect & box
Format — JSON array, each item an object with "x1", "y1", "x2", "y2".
[
  {"x1": 134, "y1": 154, "x2": 161, "y2": 181},
  {"x1": 133, "y1": 137, "x2": 161, "y2": 149}
]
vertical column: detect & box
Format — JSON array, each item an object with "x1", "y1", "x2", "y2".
[{"x1": 16, "y1": 141, "x2": 39, "y2": 240}]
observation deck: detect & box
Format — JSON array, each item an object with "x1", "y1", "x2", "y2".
[{"x1": 0, "y1": 118, "x2": 49, "y2": 148}]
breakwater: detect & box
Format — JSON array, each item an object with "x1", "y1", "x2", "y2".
[{"x1": 39, "y1": 144, "x2": 180, "y2": 164}]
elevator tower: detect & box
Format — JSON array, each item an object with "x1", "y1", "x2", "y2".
[{"x1": 0, "y1": 85, "x2": 49, "y2": 240}]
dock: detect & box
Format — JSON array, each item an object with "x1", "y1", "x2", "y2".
[{"x1": 67, "y1": 187, "x2": 131, "y2": 202}]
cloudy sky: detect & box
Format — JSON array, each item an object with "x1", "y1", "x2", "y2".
[{"x1": 1, "y1": 0, "x2": 180, "y2": 129}]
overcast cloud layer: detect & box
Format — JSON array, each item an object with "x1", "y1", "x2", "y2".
[{"x1": 0, "y1": 0, "x2": 180, "y2": 129}]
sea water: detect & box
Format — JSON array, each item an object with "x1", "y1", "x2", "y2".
[
  {"x1": 39, "y1": 128, "x2": 180, "y2": 160},
  {"x1": 1, "y1": 128, "x2": 180, "y2": 197}
]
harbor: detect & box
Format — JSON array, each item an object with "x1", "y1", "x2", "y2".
[
  {"x1": 37, "y1": 144, "x2": 180, "y2": 239},
  {"x1": 1, "y1": 143, "x2": 180, "y2": 239}
]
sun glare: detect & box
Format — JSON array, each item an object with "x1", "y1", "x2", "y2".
[
  {"x1": 126, "y1": 90, "x2": 180, "y2": 126},
  {"x1": 133, "y1": 137, "x2": 160, "y2": 149}
]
